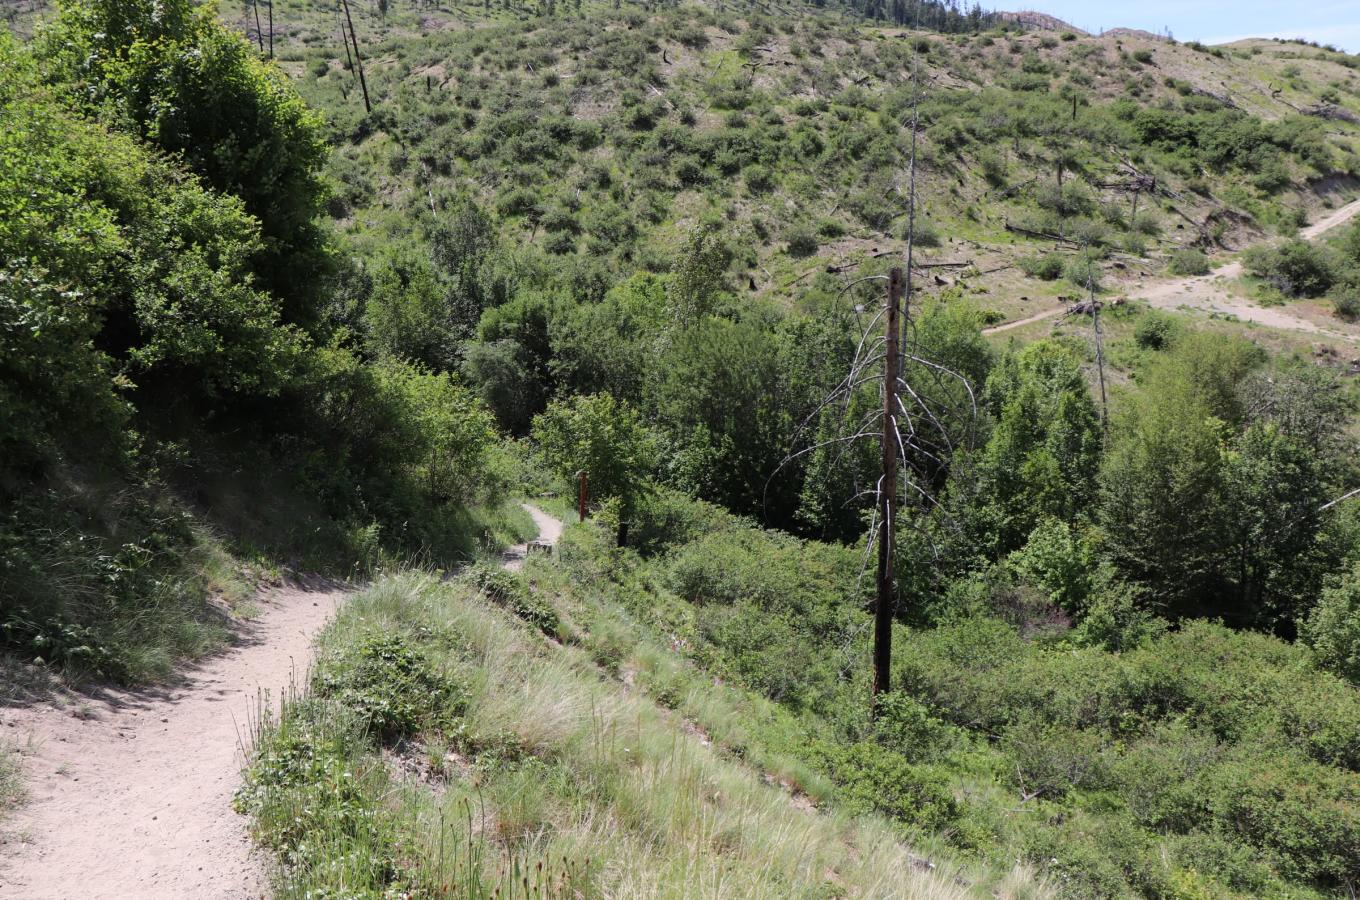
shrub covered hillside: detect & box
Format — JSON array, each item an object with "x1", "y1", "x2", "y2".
[
  {"x1": 273, "y1": 3, "x2": 1360, "y2": 327},
  {"x1": 520, "y1": 496, "x2": 1360, "y2": 898},
  {"x1": 0, "y1": 5, "x2": 528, "y2": 685},
  {"x1": 233, "y1": 0, "x2": 1360, "y2": 537}
]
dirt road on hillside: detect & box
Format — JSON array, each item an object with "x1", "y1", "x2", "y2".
[
  {"x1": 983, "y1": 196, "x2": 1360, "y2": 339},
  {"x1": 0, "y1": 504, "x2": 561, "y2": 899}
]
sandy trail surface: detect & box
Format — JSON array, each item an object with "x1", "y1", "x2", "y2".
[
  {"x1": 501, "y1": 503, "x2": 565, "y2": 571},
  {"x1": 0, "y1": 585, "x2": 345, "y2": 899},
  {"x1": 983, "y1": 196, "x2": 1360, "y2": 339}
]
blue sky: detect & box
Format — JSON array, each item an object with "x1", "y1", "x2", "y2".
[{"x1": 1020, "y1": 1, "x2": 1360, "y2": 52}]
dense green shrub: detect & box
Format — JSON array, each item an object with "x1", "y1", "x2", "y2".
[
  {"x1": 807, "y1": 740, "x2": 959, "y2": 832},
  {"x1": 1133, "y1": 310, "x2": 1180, "y2": 350},
  {"x1": 1166, "y1": 248, "x2": 1211, "y2": 276},
  {"x1": 1243, "y1": 240, "x2": 1336, "y2": 297},
  {"x1": 1332, "y1": 287, "x2": 1360, "y2": 320},
  {"x1": 1019, "y1": 252, "x2": 1065, "y2": 280},
  {"x1": 315, "y1": 633, "x2": 466, "y2": 741}
]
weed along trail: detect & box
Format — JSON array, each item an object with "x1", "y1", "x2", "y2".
[{"x1": 0, "y1": 584, "x2": 345, "y2": 899}]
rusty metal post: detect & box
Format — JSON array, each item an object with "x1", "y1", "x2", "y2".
[
  {"x1": 872, "y1": 268, "x2": 903, "y2": 713},
  {"x1": 576, "y1": 470, "x2": 588, "y2": 523}
]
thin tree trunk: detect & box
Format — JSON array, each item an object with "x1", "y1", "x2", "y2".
[
  {"x1": 341, "y1": 0, "x2": 371, "y2": 113},
  {"x1": 872, "y1": 267, "x2": 903, "y2": 709},
  {"x1": 252, "y1": 0, "x2": 264, "y2": 52},
  {"x1": 338, "y1": 7, "x2": 355, "y2": 72}
]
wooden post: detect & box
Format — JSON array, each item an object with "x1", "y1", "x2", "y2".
[
  {"x1": 872, "y1": 267, "x2": 903, "y2": 710},
  {"x1": 252, "y1": 0, "x2": 264, "y2": 52},
  {"x1": 341, "y1": 0, "x2": 371, "y2": 114},
  {"x1": 339, "y1": 10, "x2": 355, "y2": 72},
  {"x1": 576, "y1": 471, "x2": 588, "y2": 523},
  {"x1": 267, "y1": 0, "x2": 273, "y2": 59}
]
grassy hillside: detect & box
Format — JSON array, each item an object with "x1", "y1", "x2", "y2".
[
  {"x1": 239, "y1": 570, "x2": 1048, "y2": 897},
  {"x1": 271, "y1": 6, "x2": 1360, "y2": 317},
  {"x1": 241, "y1": 502, "x2": 1360, "y2": 897}
]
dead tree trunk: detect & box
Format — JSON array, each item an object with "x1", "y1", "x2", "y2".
[
  {"x1": 872, "y1": 267, "x2": 903, "y2": 707},
  {"x1": 341, "y1": 0, "x2": 371, "y2": 114},
  {"x1": 338, "y1": 10, "x2": 355, "y2": 71},
  {"x1": 252, "y1": 0, "x2": 264, "y2": 52}
]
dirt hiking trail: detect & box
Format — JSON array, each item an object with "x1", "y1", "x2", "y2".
[
  {"x1": 0, "y1": 503, "x2": 560, "y2": 899},
  {"x1": 984, "y1": 196, "x2": 1360, "y2": 339},
  {"x1": 0, "y1": 585, "x2": 343, "y2": 899},
  {"x1": 501, "y1": 503, "x2": 565, "y2": 571}
]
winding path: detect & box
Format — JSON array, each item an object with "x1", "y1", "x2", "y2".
[
  {"x1": 982, "y1": 196, "x2": 1360, "y2": 339},
  {"x1": 0, "y1": 504, "x2": 562, "y2": 899}
]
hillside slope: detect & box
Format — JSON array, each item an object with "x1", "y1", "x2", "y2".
[
  {"x1": 272, "y1": 5, "x2": 1360, "y2": 320},
  {"x1": 237, "y1": 560, "x2": 1049, "y2": 897}
]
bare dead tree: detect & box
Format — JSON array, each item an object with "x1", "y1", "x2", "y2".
[
  {"x1": 252, "y1": 0, "x2": 265, "y2": 53},
  {"x1": 1084, "y1": 255, "x2": 1108, "y2": 433},
  {"x1": 767, "y1": 55, "x2": 977, "y2": 719},
  {"x1": 341, "y1": 0, "x2": 372, "y2": 114},
  {"x1": 338, "y1": 6, "x2": 355, "y2": 72}
]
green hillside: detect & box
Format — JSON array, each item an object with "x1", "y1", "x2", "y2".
[{"x1": 4, "y1": 1, "x2": 1360, "y2": 896}]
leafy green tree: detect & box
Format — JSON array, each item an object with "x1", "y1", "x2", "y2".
[
  {"x1": 364, "y1": 248, "x2": 457, "y2": 371},
  {"x1": 375, "y1": 363, "x2": 497, "y2": 503},
  {"x1": 654, "y1": 318, "x2": 796, "y2": 521},
  {"x1": 1, "y1": 33, "x2": 301, "y2": 412},
  {"x1": 975, "y1": 340, "x2": 1102, "y2": 555},
  {"x1": 1100, "y1": 337, "x2": 1333, "y2": 625},
  {"x1": 430, "y1": 198, "x2": 500, "y2": 336},
  {"x1": 1008, "y1": 517, "x2": 1096, "y2": 613},
  {"x1": 39, "y1": 0, "x2": 329, "y2": 323},
  {"x1": 668, "y1": 225, "x2": 731, "y2": 327},
  {"x1": 1218, "y1": 423, "x2": 1330, "y2": 628},
  {"x1": 532, "y1": 393, "x2": 657, "y2": 516},
  {"x1": 461, "y1": 339, "x2": 543, "y2": 434},
  {"x1": 1302, "y1": 563, "x2": 1360, "y2": 683},
  {"x1": 1099, "y1": 374, "x2": 1231, "y2": 618},
  {"x1": 549, "y1": 274, "x2": 668, "y2": 404}
]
